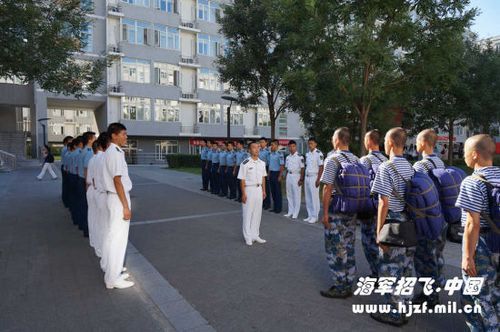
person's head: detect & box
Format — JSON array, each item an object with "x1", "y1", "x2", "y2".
[
  {"x1": 288, "y1": 140, "x2": 297, "y2": 154},
  {"x1": 219, "y1": 141, "x2": 227, "y2": 150},
  {"x1": 206, "y1": 140, "x2": 211, "y2": 148},
  {"x1": 68, "y1": 141, "x2": 75, "y2": 151},
  {"x1": 365, "y1": 129, "x2": 381, "y2": 152},
  {"x1": 211, "y1": 141, "x2": 217, "y2": 149},
  {"x1": 259, "y1": 137, "x2": 267, "y2": 149},
  {"x1": 270, "y1": 139, "x2": 279, "y2": 152},
  {"x1": 92, "y1": 141, "x2": 99, "y2": 154},
  {"x1": 63, "y1": 136, "x2": 73, "y2": 146},
  {"x1": 248, "y1": 141, "x2": 259, "y2": 157},
  {"x1": 416, "y1": 129, "x2": 437, "y2": 154},
  {"x1": 308, "y1": 138, "x2": 318, "y2": 151},
  {"x1": 82, "y1": 131, "x2": 96, "y2": 147},
  {"x1": 227, "y1": 141, "x2": 234, "y2": 151},
  {"x1": 236, "y1": 140, "x2": 245, "y2": 149},
  {"x1": 332, "y1": 127, "x2": 350, "y2": 150},
  {"x1": 463, "y1": 134, "x2": 495, "y2": 168},
  {"x1": 384, "y1": 127, "x2": 407, "y2": 156},
  {"x1": 201, "y1": 139, "x2": 207, "y2": 147},
  {"x1": 97, "y1": 132, "x2": 110, "y2": 151},
  {"x1": 73, "y1": 137, "x2": 83, "y2": 149},
  {"x1": 107, "y1": 123, "x2": 127, "y2": 147}
]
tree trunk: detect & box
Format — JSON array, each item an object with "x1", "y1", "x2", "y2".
[
  {"x1": 447, "y1": 118, "x2": 454, "y2": 165},
  {"x1": 359, "y1": 108, "x2": 369, "y2": 155},
  {"x1": 267, "y1": 94, "x2": 276, "y2": 140}
]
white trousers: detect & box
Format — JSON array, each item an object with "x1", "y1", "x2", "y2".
[
  {"x1": 95, "y1": 190, "x2": 108, "y2": 262},
  {"x1": 86, "y1": 187, "x2": 97, "y2": 251},
  {"x1": 286, "y1": 174, "x2": 301, "y2": 218},
  {"x1": 103, "y1": 192, "x2": 130, "y2": 286},
  {"x1": 242, "y1": 186, "x2": 263, "y2": 242},
  {"x1": 304, "y1": 175, "x2": 320, "y2": 219},
  {"x1": 37, "y1": 163, "x2": 57, "y2": 179}
]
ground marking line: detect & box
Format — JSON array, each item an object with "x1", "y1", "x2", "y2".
[{"x1": 131, "y1": 210, "x2": 241, "y2": 226}]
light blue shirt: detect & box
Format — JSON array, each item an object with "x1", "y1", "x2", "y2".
[
  {"x1": 236, "y1": 149, "x2": 249, "y2": 165},
  {"x1": 78, "y1": 147, "x2": 92, "y2": 178},
  {"x1": 269, "y1": 151, "x2": 284, "y2": 171},
  {"x1": 259, "y1": 147, "x2": 270, "y2": 166},
  {"x1": 61, "y1": 146, "x2": 68, "y2": 166},
  {"x1": 219, "y1": 150, "x2": 227, "y2": 166},
  {"x1": 70, "y1": 148, "x2": 81, "y2": 174},
  {"x1": 226, "y1": 151, "x2": 236, "y2": 167},
  {"x1": 201, "y1": 146, "x2": 209, "y2": 160},
  {"x1": 207, "y1": 149, "x2": 213, "y2": 162},
  {"x1": 211, "y1": 149, "x2": 220, "y2": 163}
]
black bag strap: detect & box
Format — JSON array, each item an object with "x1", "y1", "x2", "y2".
[
  {"x1": 472, "y1": 174, "x2": 500, "y2": 235},
  {"x1": 371, "y1": 152, "x2": 384, "y2": 163}
]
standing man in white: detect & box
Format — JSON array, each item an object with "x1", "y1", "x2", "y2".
[
  {"x1": 304, "y1": 138, "x2": 324, "y2": 224},
  {"x1": 238, "y1": 141, "x2": 267, "y2": 246},
  {"x1": 284, "y1": 140, "x2": 305, "y2": 219},
  {"x1": 94, "y1": 133, "x2": 110, "y2": 262},
  {"x1": 102, "y1": 123, "x2": 134, "y2": 289}
]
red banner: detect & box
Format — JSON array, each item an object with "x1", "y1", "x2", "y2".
[{"x1": 437, "y1": 135, "x2": 456, "y2": 142}]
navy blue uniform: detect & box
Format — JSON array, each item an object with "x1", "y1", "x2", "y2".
[{"x1": 268, "y1": 150, "x2": 284, "y2": 213}]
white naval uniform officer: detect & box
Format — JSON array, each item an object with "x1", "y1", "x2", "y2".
[
  {"x1": 94, "y1": 134, "x2": 110, "y2": 265},
  {"x1": 86, "y1": 143, "x2": 98, "y2": 253},
  {"x1": 238, "y1": 141, "x2": 267, "y2": 246},
  {"x1": 304, "y1": 138, "x2": 324, "y2": 223},
  {"x1": 102, "y1": 123, "x2": 134, "y2": 289},
  {"x1": 284, "y1": 140, "x2": 305, "y2": 219}
]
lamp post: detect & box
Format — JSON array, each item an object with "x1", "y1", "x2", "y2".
[{"x1": 221, "y1": 95, "x2": 238, "y2": 140}]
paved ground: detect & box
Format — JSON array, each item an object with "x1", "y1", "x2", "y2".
[{"x1": 0, "y1": 164, "x2": 469, "y2": 331}]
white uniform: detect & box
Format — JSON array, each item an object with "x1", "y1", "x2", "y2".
[
  {"x1": 304, "y1": 148, "x2": 324, "y2": 220},
  {"x1": 101, "y1": 143, "x2": 133, "y2": 286},
  {"x1": 237, "y1": 157, "x2": 267, "y2": 242},
  {"x1": 285, "y1": 152, "x2": 305, "y2": 218},
  {"x1": 93, "y1": 151, "x2": 107, "y2": 260},
  {"x1": 86, "y1": 153, "x2": 97, "y2": 252}
]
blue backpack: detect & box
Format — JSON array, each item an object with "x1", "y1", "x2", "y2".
[
  {"x1": 357, "y1": 154, "x2": 386, "y2": 219},
  {"x1": 329, "y1": 154, "x2": 373, "y2": 215},
  {"x1": 474, "y1": 174, "x2": 500, "y2": 254},
  {"x1": 424, "y1": 159, "x2": 467, "y2": 224},
  {"x1": 388, "y1": 162, "x2": 446, "y2": 240}
]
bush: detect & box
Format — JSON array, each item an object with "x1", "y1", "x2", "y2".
[{"x1": 166, "y1": 154, "x2": 201, "y2": 168}]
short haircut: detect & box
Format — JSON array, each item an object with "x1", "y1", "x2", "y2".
[
  {"x1": 366, "y1": 129, "x2": 381, "y2": 146},
  {"x1": 386, "y1": 127, "x2": 407, "y2": 148},
  {"x1": 211, "y1": 140, "x2": 217, "y2": 145},
  {"x1": 308, "y1": 137, "x2": 317, "y2": 143},
  {"x1": 107, "y1": 122, "x2": 127, "y2": 137},
  {"x1": 68, "y1": 141, "x2": 74, "y2": 149},
  {"x1": 418, "y1": 129, "x2": 438, "y2": 147},
  {"x1": 259, "y1": 137, "x2": 267, "y2": 142},
  {"x1": 82, "y1": 131, "x2": 96, "y2": 146},
  {"x1": 248, "y1": 140, "x2": 258, "y2": 149},
  {"x1": 271, "y1": 139, "x2": 279, "y2": 145},
  {"x1": 63, "y1": 136, "x2": 73, "y2": 144},
  {"x1": 466, "y1": 134, "x2": 496, "y2": 160},
  {"x1": 97, "y1": 132, "x2": 110, "y2": 150},
  {"x1": 288, "y1": 140, "x2": 297, "y2": 146},
  {"x1": 92, "y1": 141, "x2": 99, "y2": 153},
  {"x1": 238, "y1": 140, "x2": 245, "y2": 145},
  {"x1": 203, "y1": 139, "x2": 208, "y2": 144},
  {"x1": 227, "y1": 141, "x2": 233, "y2": 146},
  {"x1": 72, "y1": 137, "x2": 82, "y2": 146},
  {"x1": 333, "y1": 127, "x2": 350, "y2": 145}
]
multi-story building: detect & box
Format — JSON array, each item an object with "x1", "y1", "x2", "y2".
[{"x1": 0, "y1": 0, "x2": 306, "y2": 163}]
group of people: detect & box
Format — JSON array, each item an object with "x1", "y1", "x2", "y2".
[
  {"x1": 199, "y1": 128, "x2": 498, "y2": 330},
  {"x1": 60, "y1": 123, "x2": 135, "y2": 290}
]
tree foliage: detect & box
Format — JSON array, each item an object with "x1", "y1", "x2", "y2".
[{"x1": 0, "y1": 0, "x2": 108, "y2": 98}]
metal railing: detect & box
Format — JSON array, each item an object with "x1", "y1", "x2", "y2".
[
  {"x1": 0, "y1": 150, "x2": 17, "y2": 171},
  {"x1": 124, "y1": 152, "x2": 168, "y2": 165},
  {"x1": 108, "y1": 5, "x2": 122, "y2": 14},
  {"x1": 180, "y1": 56, "x2": 199, "y2": 65}
]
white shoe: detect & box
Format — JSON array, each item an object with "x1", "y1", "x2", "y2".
[
  {"x1": 255, "y1": 237, "x2": 267, "y2": 244},
  {"x1": 291, "y1": 215, "x2": 298, "y2": 220},
  {"x1": 245, "y1": 240, "x2": 253, "y2": 246},
  {"x1": 303, "y1": 217, "x2": 311, "y2": 222},
  {"x1": 120, "y1": 273, "x2": 130, "y2": 280},
  {"x1": 283, "y1": 213, "x2": 292, "y2": 218},
  {"x1": 106, "y1": 279, "x2": 134, "y2": 289},
  {"x1": 122, "y1": 267, "x2": 127, "y2": 272},
  {"x1": 308, "y1": 218, "x2": 317, "y2": 224}
]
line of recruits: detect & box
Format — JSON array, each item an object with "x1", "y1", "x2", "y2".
[
  {"x1": 60, "y1": 123, "x2": 135, "y2": 290},
  {"x1": 199, "y1": 137, "x2": 324, "y2": 223}
]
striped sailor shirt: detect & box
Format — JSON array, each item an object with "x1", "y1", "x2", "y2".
[
  {"x1": 413, "y1": 154, "x2": 445, "y2": 173},
  {"x1": 320, "y1": 150, "x2": 359, "y2": 193}
]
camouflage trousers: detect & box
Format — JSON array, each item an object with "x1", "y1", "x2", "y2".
[
  {"x1": 461, "y1": 236, "x2": 499, "y2": 332},
  {"x1": 360, "y1": 218, "x2": 379, "y2": 277},
  {"x1": 414, "y1": 224, "x2": 448, "y2": 298},
  {"x1": 324, "y1": 213, "x2": 357, "y2": 292},
  {"x1": 378, "y1": 211, "x2": 416, "y2": 319}
]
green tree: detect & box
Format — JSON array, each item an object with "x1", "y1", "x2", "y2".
[
  {"x1": 274, "y1": 0, "x2": 475, "y2": 154},
  {"x1": 0, "y1": 0, "x2": 108, "y2": 98},
  {"x1": 217, "y1": 0, "x2": 290, "y2": 139}
]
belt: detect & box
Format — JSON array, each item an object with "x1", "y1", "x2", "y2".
[
  {"x1": 245, "y1": 184, "x2": 262, "y2": 187},
  {"x1": 288, "y1": 171, "x2": 300, "y2": 174},
  {"x1": 306, "y1": 172, "x2": 318, "y2": 176}
]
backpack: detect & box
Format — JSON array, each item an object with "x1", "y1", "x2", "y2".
[
  {"x1": 329, "y1": 153, "x2": 373, "y2": 215},
  {"x1": 473, "y1": 174, "x2": 500, "y2": 254},
  {"x1": 357, "y1": 154, "x2": 385, "y2": 219},
  {"x1": 424, "y1": 158, "x2": 467, "y2": 224},
  {"x1": 388, "y1": 162, "x2": 446, "y2": 240}
]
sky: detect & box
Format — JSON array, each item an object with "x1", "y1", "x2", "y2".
[{"x1": 468, "y1": 0, "x2": 500, "y2": 38}]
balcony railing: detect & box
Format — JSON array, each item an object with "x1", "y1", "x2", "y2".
[
  {"x1": 108, "y1": 85, "x2": 125, "y2": 96},
  {"x1": 108, "y1": 5, "x2": 123, "y2": 16},
  {"x1": 179, "y1": 56, "x2": 200, "y2": 67},
  {"x1": 179, "y1": 21, "x2": 200, "y2": 31},
  {"x1": 108, "y1": 45, "x2": 124, "y2": 56}
]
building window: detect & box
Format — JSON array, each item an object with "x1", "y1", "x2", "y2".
[
  {"x1": 122, "y1": 96, "x2": 151, "y2": 121},
  {"x1": 122, "y1": 58, "x2": 151, "y2": 83},
  {"x1": 223, "y1": 105, "x2": 243, "y2": 125},
  {"x1": 51, "y1": 109, "x2": 62, "y2": 117},
  {"x1": 197, "y1": 34, "x2": 220, "y2": 57},
  {"x1": 122, "y1": 0, "x2": 150, "y2": 7},
  {"x1": 197, "y1": 103, "x2": 221, "y2": 124},
  {"x1": 257, "y1": 108, "x2": 271, "y2": 127},
  {"x1": 154, "y1": 62, "x2": 179, "y2": 86},
  {"x1": 155, "y1": 99, "x2": 180, "y2": 122},
  {"x1": 454, "y1": 126, "x2": 464, "y2": 136},
  {"x1": 77, "y1": 110, "x2": 88, "y2": 117},
  {"x1": 198, "y1": 0, "x2": 220, "y2": 22},
  {"x1": 154, "y1": 24, "x2": 180, "y2": 50},
  {"x1": 81, "y1": 23, "x2": 93, "y2": 53},
  {"x1": 198, "y1": 68, "x2": 221, "y2": 91},
  {"x1": 155, "y1": 140, "x2": 179, "y2": 160},
  {"x1": 122, "y1": 19, "x2": 152, "y2": 45},
  {"x1": 51, "y1": 123, "x2": 64, "y2": 135},
  {"x1": 155, "y1": 0, "x2": 177, "y2": 13}
]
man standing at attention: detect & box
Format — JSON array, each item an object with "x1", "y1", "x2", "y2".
[{"x1": 304, "y1": 138, "x2": 324, "y2": 224}]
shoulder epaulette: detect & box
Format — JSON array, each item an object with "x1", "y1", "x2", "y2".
[
  {"x1": 116, "y1": 147, "x2": 120, "y2": 152},
  {"x1": 243, "y1": 158, "x2": 250, "y2": 165}
]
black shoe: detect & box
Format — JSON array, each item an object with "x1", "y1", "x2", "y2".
[
  {"x1": 412, "y1": 292, "x2": 440, "y2": 307},
  {"x1": 370, "y1": 312, "x2": 408, "y2": 327},
  {"x1": 319, "y1": 286, "x2": 352, "y2": 299},
  {"x1": 83, "y1": 233, "x2": 89, "y2": 238},
  {"x1": 273, "y1": 210, "x2": 281, "y2": 214}
]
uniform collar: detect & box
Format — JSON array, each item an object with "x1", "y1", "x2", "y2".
[{"x1": 110, "y1": 142, "x2": 123, "y2": 153}]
